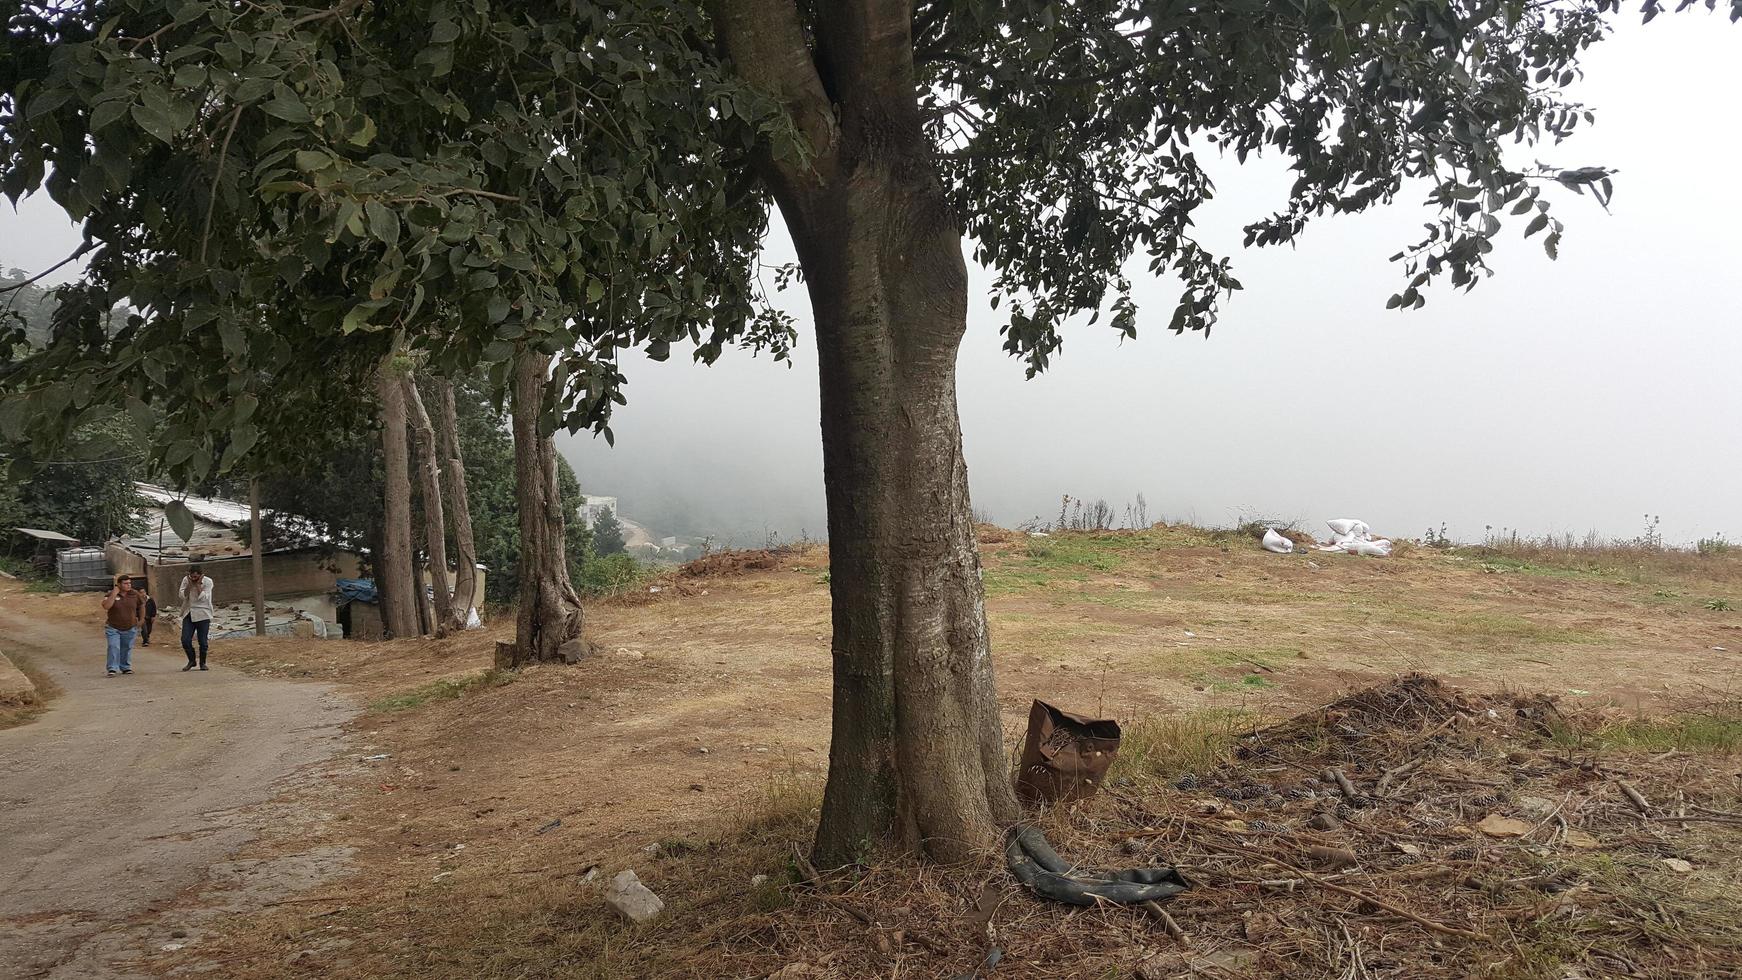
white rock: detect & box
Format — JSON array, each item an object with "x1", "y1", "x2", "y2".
[
  {"x1": 606, "y1": 870, "x2": 665, "y2": 923},
  {"x1": 1661, "y1": 858, "x2": 1695, "y2": 873},
  {"x1": 750, "y1": 874, "x2": 769, "y2": 887}
]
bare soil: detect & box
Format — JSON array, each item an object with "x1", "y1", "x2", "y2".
[
  {"x1": 0, "y1": 586, "x2": 355, "y2": 979},
  {"x1": 5, "y1": 529, "x2": 1739, "y2": 978}
]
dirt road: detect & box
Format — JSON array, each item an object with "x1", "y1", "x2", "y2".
[{"x1": 0, "y1": 589, "x2": 354, "y2": 979}]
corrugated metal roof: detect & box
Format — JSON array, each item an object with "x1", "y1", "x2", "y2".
[{"x1": 12, "y1": 527, "x2": 79, "y2": 543}]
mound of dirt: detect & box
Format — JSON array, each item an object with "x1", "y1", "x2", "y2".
[
  {"x1": 701, "y1": 676, "x2": 1742, "y2": 978},
  {"x1": 976, "y1": 523, "x2": 1016, "y2": 544},
  {"x1": 676, "y1": 548, "x2": 794, "y2": 579}
]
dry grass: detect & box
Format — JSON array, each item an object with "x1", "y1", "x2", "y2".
[{"x1": 141, "y1": 524, "x2": 1742, "y2": 979}]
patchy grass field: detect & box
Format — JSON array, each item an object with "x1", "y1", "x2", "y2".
[{"x1": 121, "y1": 526, "x2": 1740, "y2": 979}]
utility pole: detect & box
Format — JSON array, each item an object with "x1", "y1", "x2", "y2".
[{"x1": 250, "y1": 478, "x2": 266, "y2": 636}]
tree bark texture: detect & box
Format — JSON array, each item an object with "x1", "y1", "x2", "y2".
[
  {"x1": 403, "y1": 375, "x2": 454, "y2": 638},
  {"x1": 376, "y1": 355, "x2": 420, "y2": 639},
  {"x1": 505, "y1": 348, "x2": 584, "y2": 668},
  {"x1": 711, "y1": 1, "x2": 1019, "y2": 866},
  {"x1": 432, "y1": 378, "x2": 480, "y2": 627}
]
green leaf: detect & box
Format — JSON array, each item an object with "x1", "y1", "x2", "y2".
[
  {"x1": 365, "y1": 200, "x2": 399, "y2": 244},
  {"x1": 586, "y1": 279, "x2": 604, "y2": 304},
  {"x1": 131, "y1": 101, "x2": 182, "y2": 144},
  {"x1": 294, "y1": 149, "x2": 332, "y2": 172},
  {"x1": 163, "y1": 499, "x2": 195, "y2": 544},
  {"x1": 486, "y1": 292, "x2": 510, "y2": 323},
  {"x1": 348, "y1": 115, "x2": 378, "y2": 148},
  {"x1": 221, "y1": 422, "x2": 259, "y2": 471},
  {"x1": 262, "y1": 89, "x2": 311, "y2": 123},
  {"x1": 1524, "y1": 213, "x2": 1549, "y2": 238},
  {"x1": 234, "y1": 393, "x2": 258, "y2": 425},
  {"x1": 89, "y1": 99, "x2": 130, "y2": 131}
]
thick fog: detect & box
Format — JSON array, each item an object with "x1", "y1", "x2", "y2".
[
  {"x1": 2, "y1": 20, "x2": 1736, "y2": 548},
  {"x1": 558, "y1": 19, "x2": 1742, "y2": 548}
]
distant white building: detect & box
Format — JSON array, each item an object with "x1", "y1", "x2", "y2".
[{"x1": 580, "y1": 495, "x2": 618, "y2": 526}]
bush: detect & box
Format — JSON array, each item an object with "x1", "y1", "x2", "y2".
[{"x1": 578, "y1": 552, "x2": 653, "y2": 598}]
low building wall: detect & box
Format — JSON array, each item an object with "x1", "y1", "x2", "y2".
[{"x1": 141, "y1": 548, "x2": 363, "y2": 608}]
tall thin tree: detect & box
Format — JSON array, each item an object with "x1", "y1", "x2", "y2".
[
  {"x1": 375, "y1": 354, "x2": 419, "y2": 639},
  {"x1": 403, "y1": 374, "x2": 455, "y2": 638}
]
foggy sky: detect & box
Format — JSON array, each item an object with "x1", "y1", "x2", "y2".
[{"x1": 4, "y1": 19, "x2": 1737, "y2": 547}]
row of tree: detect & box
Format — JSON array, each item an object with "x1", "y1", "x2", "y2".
[{"x1": 2, "y1": 0, "x2": 1719, "y2": 867}]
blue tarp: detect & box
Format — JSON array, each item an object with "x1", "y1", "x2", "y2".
[{"x1": 336, "y1": 578, "x2": 378, "y2": 604}]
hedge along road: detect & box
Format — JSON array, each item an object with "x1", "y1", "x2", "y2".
[{"x1": 0, "y1": 585, "x2": 354, "y2": 979}]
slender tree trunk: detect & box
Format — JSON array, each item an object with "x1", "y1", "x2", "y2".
[
  {"x1": 783, "y1": 164, "x2": 1019, "y2": 868},
  {"x1": 502, "y1": 348, "x2": 583, "y2": 668},
  {"x1": 376, "y1": 354, "x2": 420, "y2": 639},
  {"x1": 250, "y1": 478, "x2": 265, "y2": 636},
  {"x1": 432, "y1": 378, "x2": 479, "y2": 628},
  {"x1": 403, "y1": 375, "x2": 454, "y2": 638}
]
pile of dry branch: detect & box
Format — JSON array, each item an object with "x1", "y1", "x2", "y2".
[{"x1": 714, "y1": 676, "x2": 1742, "y2": 979}]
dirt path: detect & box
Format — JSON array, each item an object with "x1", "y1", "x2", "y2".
[{"x1": 0, "y1": 588, "x2": 355, "y2": 980}]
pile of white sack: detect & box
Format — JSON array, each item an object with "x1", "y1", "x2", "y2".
[{"x1": 1315, "y1": 518, "x2": 1392, "y2": 557}]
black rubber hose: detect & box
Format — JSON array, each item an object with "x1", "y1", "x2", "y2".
[{"x1": 1005, "y1": 825, "x2": 1189, "y2": 906}]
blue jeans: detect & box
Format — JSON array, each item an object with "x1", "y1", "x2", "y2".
[
  {"x1": 105, "y1": 626, "x2": 137, "y2": 673},
  {"x1": 181, "y1": 616, "x2": 211, "y2": 666}
]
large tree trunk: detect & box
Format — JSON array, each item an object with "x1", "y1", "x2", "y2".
[
  {"x1": 376, "y1": 355, "x2": 420, "y2": 639},
  {"x1": 403, "y1": 375, "x2": 454, "y2": 638},
  {"x1": 502, "y1": 348, "x2": 584, "y2": 668},
  {"x1": 711, "y1": 0, "x2": 1017, "y2": 866},
  {"x1": 783, "y1": 165, "x2": 1019, "y2": 868},
  {"x1": 432, "y1": 378, "x2": 479, "y2": 628}
]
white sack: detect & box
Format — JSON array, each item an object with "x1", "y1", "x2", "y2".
[{"x1": 1261, "y1": 529, "x2": 1296, "y2": 554}]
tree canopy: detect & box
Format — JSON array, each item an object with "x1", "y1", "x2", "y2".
[{"x1": 0, "y1": 0, "x2": 798, "y2": 481}]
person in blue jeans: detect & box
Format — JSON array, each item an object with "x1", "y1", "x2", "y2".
[
  {"x1": 101, "y1": 573, "x2": 147, "y2": 676},
  {"x1": 178, "y1": 565, "x2": 215, "y2": 671}
]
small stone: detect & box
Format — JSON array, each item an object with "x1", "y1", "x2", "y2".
[
  {"x1": 170, "y1": 930, "x2": 188, "y2": 939},
  {"x1": 1661, "y1": 858, "x2": 1695, "y2": 873},
  {"x1": 1395, "y1": 843, "x2": 1422, "y2": 857},
  {"x1": 1476, "y1": 814, "x2": 1532, "y2": 838},
  {"x1": 160, "y1": 943, "x2": 185, "y2": 953},
  {"x1": 750, "y1": 874, "x2": 769, "y2": 887},
  {"x1": 606, "y1": 870, "x2": 665, "y2": 924},
  {"x1": 558, "y1": 638, "x2": 589, "y2": 664},
  {"x1": 688, "y1": 783, "x2": 705, "y2": 792},
  {"x1": 641, "y1": 843, "x2": 663, "y2": 857},
  {"x1": 1562, "y1": 830, "x2": 1601, "y2": 850}
]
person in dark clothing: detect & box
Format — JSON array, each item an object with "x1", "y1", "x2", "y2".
[{"x1": 139, "y1": 583, "x2": 158, "y2": 646}]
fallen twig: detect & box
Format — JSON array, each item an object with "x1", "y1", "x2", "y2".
[
  {"x1": 1375, "y1": 757, "x2": 1427, "y2": 797},
  {"x1": 1201, "y1": 843, "x2": 1485, "y2": 940},
  {"x1": 1645, "y1": 814, "x2": 1742, "y2": 827},
  {"x1": 1326, "y1": 767, "x2": 1362, "y2": 801},
  {"x1": 1142, "y1": 900, "x2": 1190, "y2": 945},
  {"x1": 1616, "y1": 780, "x2": 1652, "y2": 814}
]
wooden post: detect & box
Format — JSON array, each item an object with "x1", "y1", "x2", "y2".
[{"x1": 251, "y1": 478, "x2": 266, "y2": 636}]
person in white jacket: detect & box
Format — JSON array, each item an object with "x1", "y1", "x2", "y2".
[{"x1": 178, "y1": 565, "x2": 216, "y2": 671}]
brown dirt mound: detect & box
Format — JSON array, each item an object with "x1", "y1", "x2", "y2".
[
  {"x1": 676, "y1": 547, "x2": 795, "y2": 579},
  {"x1": 670, "y1": 676, "x2": 1742, "y2": 978},
  {"x1": 976, "y1": 523, "x2": 1016, "y2": 544}
]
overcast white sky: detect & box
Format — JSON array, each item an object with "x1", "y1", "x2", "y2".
[{"x1": 4, "y1": 18, "x2": 1737, "y2": 546}]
